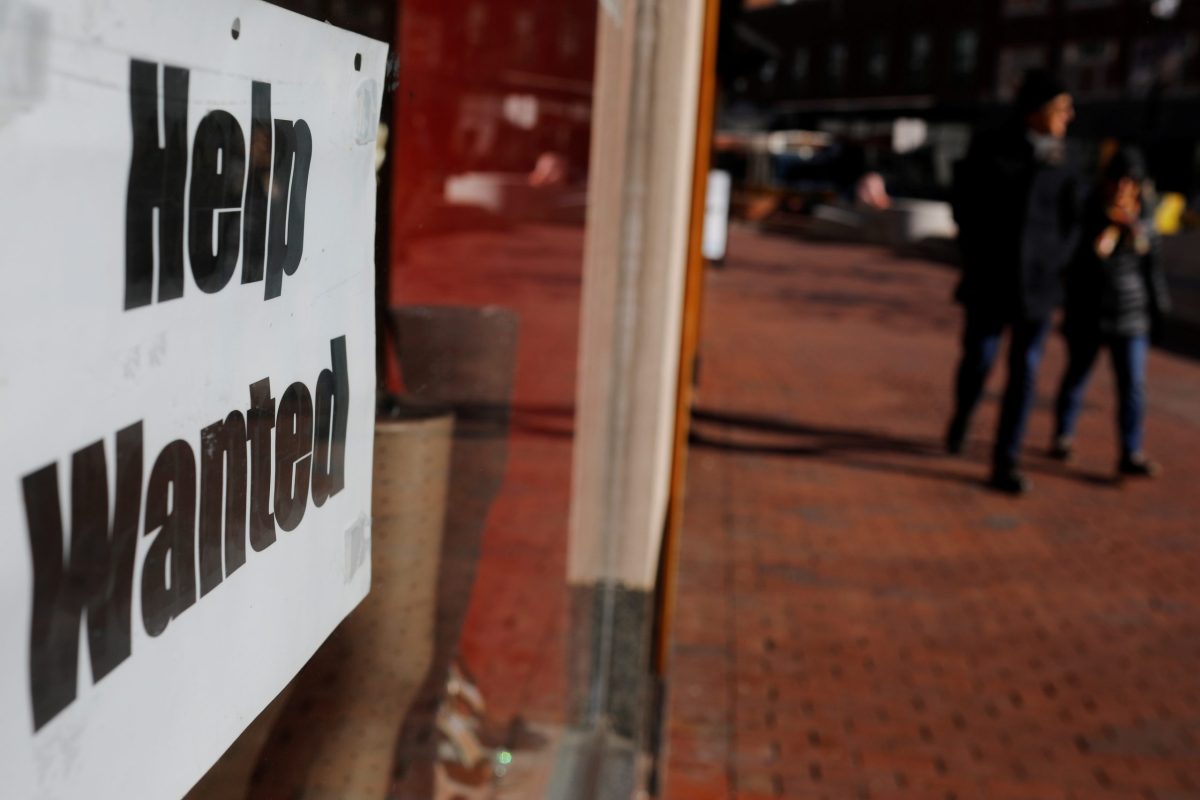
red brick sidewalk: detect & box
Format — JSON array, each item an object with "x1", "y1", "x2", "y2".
[{"x1": 663, "y1": 227, "x2": 1200, "y2": 800}]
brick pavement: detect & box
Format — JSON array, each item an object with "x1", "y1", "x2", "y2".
[{"x1": 662, "y1": 226, "x2": 1200, "y2": 800}]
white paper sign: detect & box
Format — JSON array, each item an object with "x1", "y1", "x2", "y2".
[{"x1": 0, "y1": 2, "x2": 385, "y2": 797}]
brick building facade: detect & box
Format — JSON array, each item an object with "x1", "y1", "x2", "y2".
[{"x1": 724, "y1": 0, "x2": 1200, "y2": 192}]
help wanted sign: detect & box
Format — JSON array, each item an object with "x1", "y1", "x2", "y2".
[{"x1": 0, "y1": 1, "x2": 385, "y2": 797}]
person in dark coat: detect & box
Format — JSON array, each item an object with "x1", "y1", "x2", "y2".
[
  {"x1": 946, "y1": 69, "x2": 1081, "y2": 494},
  {"x1": 1050, "y1": 147, "x2": 1170, "y2": 476}
]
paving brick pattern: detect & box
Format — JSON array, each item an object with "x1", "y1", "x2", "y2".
[{"x1": 663, "y1": 227, "x2": 1200, "y2": 800}]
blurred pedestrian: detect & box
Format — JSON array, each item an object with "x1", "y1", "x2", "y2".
[
  {"x1": 855, "y1": 171, "x2": 891, "y2": 211},
  {"x1": 1050, "y1": 147, "x2": 1170, "y2": 477},
  {"x1": 946, "y1": 70, "x2": 1081, "y2": 494}
]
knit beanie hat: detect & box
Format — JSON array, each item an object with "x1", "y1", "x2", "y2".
[{"x1": 1016, "y1": 69, "x2": 1067, "y2": 115}]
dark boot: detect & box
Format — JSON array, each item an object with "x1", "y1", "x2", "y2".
[
  {"x1": 1118, "y1": 452, "x2": 1160, "y2": 478},
  {"x1": 989, "y1": 463, "x2": 1029, "y2": 495},
  {"x1": 1048, "y1": 434, "x2": 1073, "y2": 462},
  {"x1": 945, "y1": 417, "x2": 967, "y2": 455}
]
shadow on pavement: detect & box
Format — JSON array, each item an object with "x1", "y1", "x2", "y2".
[
  {"x1": 693, "y1": 407, "x2": 943, "y2": 456},
  {"x1": 689, "y1": 407, "x2": 1117, "y2": 489}
]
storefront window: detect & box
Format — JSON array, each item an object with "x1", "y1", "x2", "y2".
[
  {"x1": 910, "y1": 30, "x2": 932, "y2": 88},
  {"x1": 997, "y1": 45, "x2": 1048, "y2": 100},
  {"x1": 1062, "y1": 39, "x2": 1120, "y2": 96},
  {"x1": 792, "y1": 47, "x2": 811, "y2": 85},
  {"x1": 867, "y1": 34, "x2": 891, "y2": 88},
  {"x1": 953, "y1": 29, "x2": 979, "y2": 78}
]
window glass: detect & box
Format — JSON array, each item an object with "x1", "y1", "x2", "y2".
[
  {"x1": 1062, "y1": 39, "x2": 1120, "y2": 96},
  {"x1": 997, "y1": 45, "x2": 1048, "y2": 100},
  {"x1": 1003, "y1": 0, "x2": 1050, "y2": 16},
  {"x1": 828, "y1": 42, "x2": 849, "y2": 90},
  {"x1": 954, "y1": 29, "x2": 979, "y2": 77}
]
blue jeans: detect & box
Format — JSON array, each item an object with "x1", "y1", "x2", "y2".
[
  {"x1": 949, "y1": 313, "x2": 1051, "y2": 468},
  {"x1": 1054, "y1": 331, "x2": 1148, "y2": 457}
]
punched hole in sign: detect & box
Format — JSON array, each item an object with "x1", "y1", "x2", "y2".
[{"x1": 231, "y1": 18, "x2": 241, "y2": 40}]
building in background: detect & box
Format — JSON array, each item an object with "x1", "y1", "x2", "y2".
[{"x1": 720, "y1": 0, "x2": 1200, "y2": 198}]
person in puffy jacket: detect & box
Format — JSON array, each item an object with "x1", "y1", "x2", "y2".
[
  {"x1": 1050, "y1": 147, "x2": 1171, "y2": 477},
  {"x1": 946, "y1": 69, "x2": 1081, "y2": 494}
]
